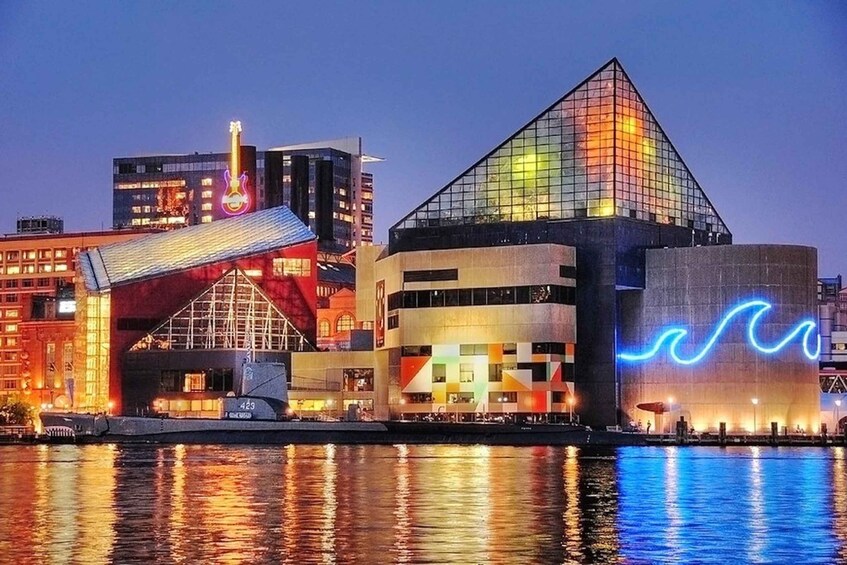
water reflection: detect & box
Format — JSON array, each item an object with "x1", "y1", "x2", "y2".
[
  {"x1": 617, "y1": 447, "x2": 840, "y2": 563},
  {"x1": 0, "y1": 444, "x2": 842, "y2": 562}
]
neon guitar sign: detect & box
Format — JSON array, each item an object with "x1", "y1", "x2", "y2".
[{"x1": 222, "y1": 121, "x2": 249, "y2": 216}]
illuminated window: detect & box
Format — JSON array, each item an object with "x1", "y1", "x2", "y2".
[
  {"x1": 54, "y1": 249, "x2": 67, "y2": 259},
  {"x1": 335, "y1": 313, "x2": 354, "y2": 333},
  {"x1": 5, "y1": 251, "x2": 19, "y2": 261},
  {"x1": 201, "y1": 190, "x2": 213, "y2": 199},
  {"x1": 54, "y1": 264, "x2": 68, "y2": 272},
  {"x1": 131, "y1": 206, "x2": 142, "y2": 214},
  {"x1": 23, "y1": 265, "x2": 35, "y2": 274},
  {"x1": 201, "y1": 203, "x2": 212, "y2": 211},
  {"x1": 273, "y1": 258, "x2": 312, "y2": 277},
  {"x1": 201, "y1": 178, "x2": 213, "y2": 187},
  {"x1": 201, "y1": 215, "x2": 212, "y2": 223},
  {"x1": 243, "y1": 269, "x2": 262, "y2": 278},
  {"x1": 459, "y1": 363, "x2": 474, "y2": 383},
  {"x1": 318, "y1": 319, "x2": 331, "y2": 337},
  {"x1": 183, "y1": 373, "x2": 206, "y2": 392},
  {"x1": 38, "y1": 250, "x2": 52, "y2": 260},
  {"x1": 3, "y1": 324, "x2": 17, "y2": 333},
  {"x1": 4, "y1": 337, "x2": 17, "y2": 347},
  {"x1": 24, "y1": 251, "x2": 36, "y2": 260},
  {"x1": 6, "y1": 266, "x2": 20, "y2": 275},
  {"x1": 4, "y1": 309, "x2": 19, "y2": 318}
]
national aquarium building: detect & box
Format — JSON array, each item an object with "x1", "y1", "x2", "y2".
[
  {"x1": 67, "y1": 58, "x2": 820, "y2": 433},
  {"x1": 374, "y1": 58, "x2": 820, "y2": 431}
]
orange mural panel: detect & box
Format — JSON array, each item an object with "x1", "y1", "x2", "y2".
[
  {"x1": 488, "y1": 344, "x2": 503, "y2": 364},
  {"x1": 532, "y1": 391, "x2": 548, "y2": 413}
]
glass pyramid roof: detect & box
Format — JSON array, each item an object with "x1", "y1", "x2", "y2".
[
  {"x1": 393, "y1": 59, "x2": 730, "y2": 237},
  {"x1": 130, "y1": 267, "x2": 312, "y2": 352},
  {"x1": 80, "y1": 206, "x2": 315, "y2": 292}
]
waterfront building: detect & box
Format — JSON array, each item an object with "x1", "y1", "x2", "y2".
[
  {"x1": 113, "y1": 128, "x2": 379, "y2": 252},
  {"x1": 68, "y1": 58, "x2": 822, "y2": 432},
  {"x1": 0, "y1": 228, "x2": 154, "y2": 406},
  {"x1": 376, "y1": 58, "x2": 819, "y2": 429}
]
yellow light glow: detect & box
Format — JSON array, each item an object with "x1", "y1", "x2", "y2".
[{"x1": 512, "y1": 153, "x2": 539, "y2": 178}]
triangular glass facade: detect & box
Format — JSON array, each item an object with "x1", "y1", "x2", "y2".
[
  {"x1": 130, "y1": 268, "x2": 312, "y2": 353},
  {"x1": 394, "y1": 59, "x2": 729, "y2": 236}
]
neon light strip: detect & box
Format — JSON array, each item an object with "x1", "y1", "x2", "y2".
[{"x1": 618, "y1": 299, "x2": 820, "y2": 364}]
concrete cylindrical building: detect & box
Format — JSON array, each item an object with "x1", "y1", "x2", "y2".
[{"x1": 619, "y1": 244, "x2": 819, "y2": 434}]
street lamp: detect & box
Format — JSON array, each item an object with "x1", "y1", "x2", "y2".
[
  {"x1": 568, "y1": 395, "x2": 576, "y2": 423},
  {"x1": 751, "y1": 398, "x2": 759, "y2": 434},
  {"x1": 399, "y1": 397, "x2": 406, "y2": 421},
  {"x1": 836, "y1": 398, "x2": 842, "y2": 433}
]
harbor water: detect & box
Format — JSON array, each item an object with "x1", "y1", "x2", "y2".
[{"x1": 0, "y1": 444, "x2": 844, "y2": 563}]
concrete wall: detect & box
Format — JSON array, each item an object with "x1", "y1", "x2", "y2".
[{"x1": 619, "y1": 244, "x2": 820, "y2": 433}]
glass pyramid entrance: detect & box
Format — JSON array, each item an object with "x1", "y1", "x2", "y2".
[
  {"x1": 130, "y1": 268, "x2": 312, "y2": 353},
  {"x1": 394, "y1": 58, "x2": 730, "y2": 238}
]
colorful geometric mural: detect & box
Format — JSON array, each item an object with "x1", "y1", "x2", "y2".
[{"x1": 400, "y1": 342, "x2": 575, "y2": 414}]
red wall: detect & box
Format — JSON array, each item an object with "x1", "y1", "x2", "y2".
[{"x1": 107, "y1": 240, "x2": 317, "y2": 412}]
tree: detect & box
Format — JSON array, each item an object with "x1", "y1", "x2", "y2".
[{"x1": 0, "y1": 400, "x2": 34, "y2": 426}]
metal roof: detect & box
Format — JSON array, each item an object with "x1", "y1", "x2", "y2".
[{"x1": 80, "y1": 207, "x2": 315, "y2": 292}]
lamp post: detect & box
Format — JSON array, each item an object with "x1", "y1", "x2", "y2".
[
  {"x1": 751, "y1": 398, "x2": 759, "y2": 434},
  {"x1": 399, "y1": 397, "x2": 406, "y2": 421},
  {"x1": 568, "y1": 395, "x2": 575, "y2": 424},
  {"x1": 836, "y1": 398, "x2": 842, "y2": 433}
]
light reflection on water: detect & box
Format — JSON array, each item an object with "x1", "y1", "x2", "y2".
[{"x1": 0, "y1": 444, "x2": 842, "y2": 563}]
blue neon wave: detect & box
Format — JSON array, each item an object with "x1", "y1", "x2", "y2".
[{"x1": 618, "y1": 299, "x2": 820, "y2": 364}]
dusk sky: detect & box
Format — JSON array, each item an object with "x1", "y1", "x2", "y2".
[{"x1": 1, "y1": 2, "x2": 845, "y2": 273}]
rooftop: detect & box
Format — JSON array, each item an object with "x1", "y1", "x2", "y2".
[{"x1": 79, "y1": 207, "x2": 315, "y2": 292}]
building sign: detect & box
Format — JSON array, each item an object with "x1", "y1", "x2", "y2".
[
  {"x1": 375, "y1": 280, "x2": 385, "y2": 348},
  {"x1": 221, "y1": 121, "x2": 250, "y2": 216},
  {"x1": 618, "y1": 299, "x2": 820, "y2": 364}
]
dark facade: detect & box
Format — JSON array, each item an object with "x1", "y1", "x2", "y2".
[
  {"x1": 114, "y1": 136, "x2": 377, "y2": 252},
  {"x1": 16, "y1": 216, "x2": 64, "y2": 235},
  {"x1": 113, "y1": 146, "x2": 257, "y2": 229},
  {"x1": 388, "y1": 59, "x2": 732, "y2": 425}
]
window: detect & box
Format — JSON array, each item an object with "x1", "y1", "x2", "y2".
[
  {"x1": 459, "y1": 363, "x2": 474, "y2": 383},
  {"x1": 273, "y1": 257, "x2": 311, "y2": 277},
  {"x1": 183, "y1": 373, "x2": 206, "y2": 392},
  {"x1": 4, "y1": 309, "x2": 19, "y2": 318},
  {"x1": 201, "y1": 203, "x2": 212, "y2": 211},
  {"x1": 201, "y1": 190, "x2": 213, "y2": 198},
  {"x1": 460, "y1": 344, "x2": 488, "y2": 356},
  {"x1": 318, "y1": 319, "x2": 331, "y2": 337},
  {"x1": 343, "y1": 368, "x2": 374, "y2": 392},
  {"x1": 4, "y1": 324, "x2": 17, "y2": 333},
  {"x1": 401, "y1": 345, "x2": 431, "y2": 357},
  {"x1": 489, "y1": 391, "x2": 517, "y2": 403},
  {"x1": 201, "y1": 178, "x2": 213, "y2": 187},
  {"x1": 201, "y1": 215, "x2": 212, "y2": 223},
  {"x1": 432, "y1": 364, "x2": 446, "y2": 383},
  {"x1": 336, "y1": 313, "x2": 354, "y2": 333},
  {"x1": 387, "y1": 312, "x2": 399, "y2": 330},
  {"x1": 3, "y1": 380, "x2": 16, "y2": 390}
]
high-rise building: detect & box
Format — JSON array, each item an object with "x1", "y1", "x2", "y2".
[{"x1": 113, "y1": 128, "x2": 380, "y2": 252}]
